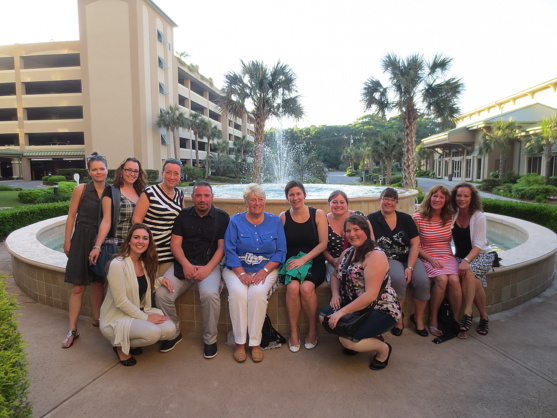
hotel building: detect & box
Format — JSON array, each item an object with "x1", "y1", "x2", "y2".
[{"x1": 0, "y1": 0, "x2": 254, "y2": 180}]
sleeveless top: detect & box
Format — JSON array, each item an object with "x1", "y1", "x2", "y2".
[
  {"x1": 283, "y1": 207, "x2": 325, "y2": 264},
  {"x1": 142, "y1": 184, "x2": 184, "y2": 263},
  {"x1": 338, "y1": 247, "x2": 401, "y2": 321}
]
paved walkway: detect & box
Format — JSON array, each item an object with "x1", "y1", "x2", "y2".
[{"x1": 1, "y1": 241, "x2": 556, "y2": 417}]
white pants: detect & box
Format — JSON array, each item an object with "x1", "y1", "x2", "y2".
[
  {"x1": 128, "y1": 315, "x2": 176, "y2": 350},
  {"x1": 222, "y1": 268, "x2": 278, "y2": 347}
]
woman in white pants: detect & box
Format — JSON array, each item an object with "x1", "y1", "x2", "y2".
[
  {"x1": 100, "y1": 223, "x2": 176, "y2": 366},
  {"x1": 223, "y1": 184, "x2": 287, "y2": 363}
]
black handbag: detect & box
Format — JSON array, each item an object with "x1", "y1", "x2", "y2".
[
  {"x1": 90, "y1": 243, "x2": 118, "y2": 277},
  {"x1": 321, "y1": 248, "x2": 388, "y2": 339}
]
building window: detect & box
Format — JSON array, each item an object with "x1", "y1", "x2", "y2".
[
  {"x1": 159, "y1": 82, "x2": 169, "y2": 95},
  {"x1": 476, "y1": 157, "x2": 483, "y2": 180},
  {"x1": 465, "y1": 158, "x2": 472, "y2": 179},
  {"x1": 157, "y1": 30, "x2": 167, "y2": 44},
  {"x1": 527, "y1": 156, "x2": 542, "y2": 174},
  {"x1": 161, "y1": 134, "x2": 169, "y2": 145},
  {"x1": 158, "y1": 57, "x2": 168, "y2": 70}
]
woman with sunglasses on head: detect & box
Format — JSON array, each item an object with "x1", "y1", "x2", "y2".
[
  {"x1": 133, "y1": 158, "x2": 184, "y2": 277},
  {"x1": 100, "y1": 223, "x2": 176, "y2": 366},
  {"x1": 89, "y1": 158, "x2": 147, "y2": 291},
  {"x1": 62, "y1": 152, "x2": 108, "y2": 348},
  {"x1": 368, "y1": 187, "x2": 430, "y2": 337}
]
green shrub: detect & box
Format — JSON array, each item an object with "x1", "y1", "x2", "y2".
[
  {"x1": 307, "y1": 176, "x2": 324, "y2": 184},
  {"x1": 511, "y1": 184, "x2": 557, "y2": 200},
  {"x1": 145, "y1": 169, "x2": 159, "y2": 182},
  {"x1": 182, "y1": 166, "x2": 205, "y2": 180},
  {"x1": 36, "y1": 193, "x2": 72, "y2": 204},
  {"x1": 478, "y1": 178, "x2": 502, "y2": 191},
  {"x1": 0, "y1": 202, "x2": 70, "y2": 238},
  {"x1": 488, "y1": 170, "x2": 500, "y2": 179},
  {"x1": 57, "y1": 168, "x2": 88, "y2": 181},
  {"x1": 17, "y1": 189, "x2": 48, "y2": 204},
  {"x1": 0, "y1": 278, "x2": 32, "y2": 417},
  {"x1": 492, "y1": 184, "x2": 513, "y2": 197},
  {"x1": 0, "y1": 186, "x2": 22, "y2": 192},
  {"x1": 516, "y1": 173, "x2": 545, "y2": 187},
  {"x1": 57, "y1": 182, "x2": 77, "y2": 194},
  {"x1": 548, "y1": 176, "x2": 557, "y2": 187},
  {"x1": 483, "y1": 198, "x2": 557, "y2": 232},
  {"x1": 46, "y1": 175, "x2": 66, "y2": 185},
  {"x1": 501, "y1": 171, "x2": 520, "y2": 184},
  {"x1": 390, "y1": 174, "x2": 403, "y2": 185}
]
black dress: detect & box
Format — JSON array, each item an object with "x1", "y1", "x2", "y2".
[
  {"x1": 64, "y1": 181, "x2": 106, "y2": 285},
  {"x1": 283, "y1": 207, "x2": 325, "y2": 286}
]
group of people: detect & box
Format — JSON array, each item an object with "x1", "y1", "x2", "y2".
[{"x1": 62, "y1": 154, "x2": 493, "y2": 370}]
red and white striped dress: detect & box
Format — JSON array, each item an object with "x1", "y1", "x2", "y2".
[{"x1": 412, "y1": 212, "x2": 458, "y2": 277}]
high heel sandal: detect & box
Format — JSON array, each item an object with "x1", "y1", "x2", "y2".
[
  {"x1": 459, "y1": 314, "x2": 473, "y2": 332},
  {"x1": 113, "y1": 347, "x2": 137, "y2": 366},
  {"x1": 61, "y1": 330, "x2": 79, "y2": 349},
  {"x1": 477, "y1": 318, "x2": 489, "y2": 335}
]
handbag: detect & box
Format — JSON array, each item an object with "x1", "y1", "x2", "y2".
[
  {"x1": 90, "y1": 243, "x2": 118, "y2": 277},
  {"x1": 260, "y1": 315, "x2": 286, "y2": 349},
  {"x1": 90, "y1": 186, "x2": 121, "y2": 278},
  {"x1": 321, "y1": 248, "x2": 388, "y2": 339}
]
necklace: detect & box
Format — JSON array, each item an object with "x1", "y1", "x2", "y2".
[{"x1": 160, "y1": 184, "x2": 175, "y2": 197}]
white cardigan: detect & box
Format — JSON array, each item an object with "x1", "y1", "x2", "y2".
[
  {"x1": 452, "y1": 210, "x2": 491, "y2": 253},
  {"x1": 100, "y1": 256, "x2": 162, "y2": 354}
]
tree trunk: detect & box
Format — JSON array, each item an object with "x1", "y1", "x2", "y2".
[
  {"x1": 544, "y1": 144, "x2": 552, "y2": 182},
  {"x1": 386, "y1": 158, "x2": 393, "y2": 184},
  {"x1": 252, "y1": 118, "x2": 265, "y2": 183},
  {"x1": 402, "y1": 108, "x2": 418, "y2": 188},
  {"x1": 499, "y1": 151, "x2": 505, "y2": 178},
  {"x1": 205, "y1": 141, "x2": 211, "y2": 178},
  {"x1": 173, "y1": 128, "x2": 180, "y2": 160},
  {"x1": 194, "y1": 133, "x2": 200, "y2": 167}
]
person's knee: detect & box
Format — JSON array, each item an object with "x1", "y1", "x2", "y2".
[
  {"x1": 300, "y1": 283, "x2": 315, "y2": 299},
  {"x1": 434, "y1": 275, "x2": 448, "y2": 288},
  {"x1": 72, "y1": 285, "x2": 86, "y2": 295},
  {"x1": 200, "y1": 289, "x2": 220, "y2": 303}
]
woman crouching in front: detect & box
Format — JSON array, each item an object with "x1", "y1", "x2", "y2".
[
  {"x1": 100, "y1": 223, "x2": 176, "y2": 366},
  {"x1": 320, "y1": 214, "x2": 401, "y2": 370}
]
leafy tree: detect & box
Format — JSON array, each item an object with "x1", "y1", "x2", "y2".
[
  {"x1": 362, "y1": 53, "x2": 463, "y2": 187},
  {"x1": 370, "y1": 131, "x2": 403, "y2": 184},
  {"x1": 233, "y1": 135, "x2": 254, "y2": 162},
  {"x1": 157, "y1": 105, "x2": 187, "y2": 159},
  {"x1": 480, "y1": 119, "x2": 523, "y2": 177},
  {"x1": 219, "y1": 60, "x2": 304, "y2": 183},
  {"x1": 184, "y1": 111, "x2": 211, "y2": 168},
  {"x1": 523, "y1": 115, "x2": 557, "y2": 181}
]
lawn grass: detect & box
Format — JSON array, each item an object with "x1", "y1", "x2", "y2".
[{"x1": 0, "y1": 191, "x2": 25, "y2": 208}]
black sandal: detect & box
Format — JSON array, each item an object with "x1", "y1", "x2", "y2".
[
  {"x1": 113, "y1": 347, "x2": 137, "y2": 366},
  {"x1": 477, "y1": 318, "x2": 489, "y2": 335},
  {"x1": 61, "y1": 330, "x2": 79, "y2": 349},
  {"x1": 459, "y1": 314, "x2": 473, "y2": 332}
]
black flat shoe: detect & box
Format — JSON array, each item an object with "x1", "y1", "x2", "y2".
[
  {"x1": 113, "y1": 346, "x2": 137, "y2": 366},
  {"x1": 369, "y1": 343, "x2": 392, "y2": 370},
  {"x1": 342, "y1": 348, "x2": 358, "y2": 356},
  {"x1": 130, "y1": 347, "x2": 143, "y2": 356},
  {"x1": 410, "y1": 314, "x2": 429, "y2": 337},
  {"x1": 390, "y1": 326, "x2": 403, "y2": 336}
]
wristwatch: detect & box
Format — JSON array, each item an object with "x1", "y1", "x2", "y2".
[
  {"x1": 93, "y1": 245, "x2": 101, "y2": 250},
  {"x1": 263, "y1": 267, "x2": 270, "y2": 273},
  {"x1": 464, "y1": 257, "x2": 471, "y2": 263},
  {"x1": 406, "y1": 266, "x2": 414, "y2": 271}
]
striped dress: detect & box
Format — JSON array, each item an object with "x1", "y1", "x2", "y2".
[
  {"x1": 412, "y1": 212, "x2": 458, "y2": 277},
  {"x1": 142, "y1": 184, "x2": 184, "y2": 263}
]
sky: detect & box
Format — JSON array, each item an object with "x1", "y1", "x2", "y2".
[{"x1": 2, "y1": 0, "x2": 557, "y2": 129}]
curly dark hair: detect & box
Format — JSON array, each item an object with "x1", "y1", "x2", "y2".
[
  {"x1": 112, "y1": 157, "x2": 147, "y2": 195},
  {"x1": 419, "y1": 184, "x2": 453, "y2": 225},
  {"x1": 451, "y1": 182, "x2": 483, "y2": 215},
  {"x1": 109, "y1": 223, "x2": 159, "y2": 287},
  {"x1": 344, "y1": 214, "x2": 377, "y2": 263}
]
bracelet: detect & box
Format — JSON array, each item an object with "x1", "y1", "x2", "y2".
[
  {"x1": 464, "y1": 257, "x2": 471, "y2": 263},
  {"x1": 263, "y1": 267, "x2": 270, "y2": 273},
  {"x1": 93, "y1": 246, "x2": 101, "y2": 250},
  {"x1": 406, "y1": 266, "x2": 414, "y2": 271},
  {"x1": 238, "y1": 272, "x2": 246, "y2": 277}
]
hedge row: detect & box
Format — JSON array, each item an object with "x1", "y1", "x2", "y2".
[
  {"x1": 57, "y1": 169, "x2": 159, "y2": 182},
  {"x1": 483, "y1": 198, "x2": 557, "y2": 233},
  {"x1": 0, "y1": 202, "x2": 70, "y2": 239},
  {"x1": 0, "y1": 278, "x2": 32, "y2": 417}
]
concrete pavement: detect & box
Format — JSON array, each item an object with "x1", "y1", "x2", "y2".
[{"x1": 1, "y1": 241, "x2": 556, "y2": 417}]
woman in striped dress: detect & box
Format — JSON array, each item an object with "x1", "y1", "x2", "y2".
[
  {"x1": 133, "y1": 158, "x2": 184, "y2": 276},
  {"x1": 412, "y1": 185, "x2": 459, "y2": 337}
]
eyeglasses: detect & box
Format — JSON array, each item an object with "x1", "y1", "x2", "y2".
[
  {"x1": 164, "y1": 158, "x2": 183, "y2": 166},
  {"x1": 123, "y1": 168, "x2": 140, "y2": 174},
  {"x1": 381, "y1": 197, "x2": 398, "y2": 203}
]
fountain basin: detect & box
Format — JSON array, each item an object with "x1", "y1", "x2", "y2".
[{"x1": 6, "y1": 212, "x2": 556, "y2": 333}]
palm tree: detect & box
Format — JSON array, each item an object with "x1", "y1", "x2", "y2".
[
  {"x1": 480, "y1": 119, "x2": 523, "y2": 177},
  {"x1": 371, "y1": 131, "x2": 403, "y2": 184},
  {"x1": 524, "y1": 115, "x2": 557, "y2": 181},
  {"x1": 156, "y1": 105, "x2": 187, "y2": 159},
  {"x1": 362, "y1": 53, "x2": 463, "y2": 187},
  {"x1": 218, "y1": 60, "x2": 304, "y2": 183},
  {"x1": 233, "y1": 135, "x2": 254, "y2": 162},
  {"x1": 204, "y1": 124, "x2": 223, "y2": 178},
  {"x1": 184, "y1": 111, "x2": 211, "y2": 168}
]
